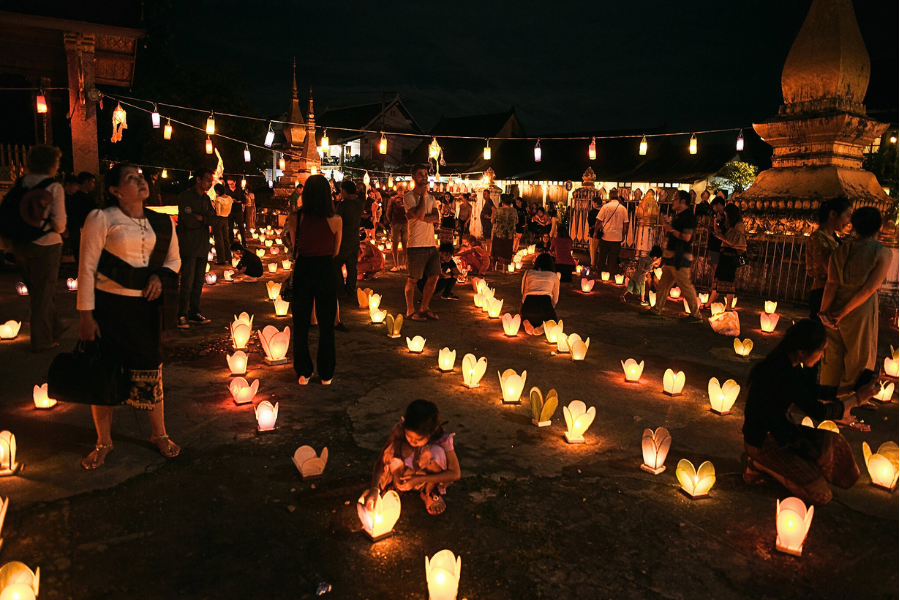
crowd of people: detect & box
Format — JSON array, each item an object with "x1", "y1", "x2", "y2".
[{"x1": 0, "y1": 145, "x2": 894, "y2": 510}]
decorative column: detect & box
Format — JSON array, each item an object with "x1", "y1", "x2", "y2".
[{"x1": 64, "y1": 32, "x2": 99, "y2": 175}]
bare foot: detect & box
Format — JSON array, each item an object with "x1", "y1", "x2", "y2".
[
  {"x1": 82, "y1": 443, "x2": 113, "y2": 470},
  {"x1": 151, "y1": 434, "x2": 181, "y2": 458},
  {"x1": 835, "y1": 418, "x2": 871, "y2": 432},
  {"x1": 421, "y1": 490, "x2": 446, "y2": 515}
]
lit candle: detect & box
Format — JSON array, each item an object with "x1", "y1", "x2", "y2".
[
  {"x1": 32, "y1": 383, "x2": 57, "y2": 409},
  {"x1": 621, "y1": 359, "x2": 644, "y2": 383},
  {"x1": 226, "y1": 351, "x2": 248, "y2": 375},
  {"x1": 255, "y1": 401, "x2": 278, "y2": 431}
]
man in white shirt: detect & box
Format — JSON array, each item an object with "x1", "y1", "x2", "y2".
[
  {"x1": 594, "y1": 188, "x2": 629, "y2": 276},
  {"x1": 403, "y1": 164, "x2": 440, "y2": 321},
  {"x1": 211, "y1": 183, "x2": 232, "y2": 264}
]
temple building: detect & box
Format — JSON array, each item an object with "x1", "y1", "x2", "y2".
[{"x1": 270, "y1": 61, "x2": 320, "y2": 199}]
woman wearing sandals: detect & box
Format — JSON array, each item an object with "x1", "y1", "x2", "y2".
[{"x1": 77, "y1": 163, "x2": 182, "y2": 469}]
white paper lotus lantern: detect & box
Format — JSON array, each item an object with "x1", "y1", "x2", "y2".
[
  {"x1": 368, "y1": 293, "x2": 382, "y2": 311},
  {"x1": 760, "y1": 312, "x2": 779, "y2": 333},
  {"x1": 274, "y1": 237, "x2": 283, "y2": 245},
  {"x1": 0, "y1": 431, "x2": 19, "y2": 476},
  {"x1": 543, "y1": 320, "x2": 563, "y2": 344},
  {"x1": 357, "y1": 489, "x2": 401, "y2": 541},
  {"x1": 255, "y1": 400, "x2": 278, "y2": 431},
  {"x1": 862, "y1": 441, "x2": 899, "y2": 491},
  {"x1": 425, "y1": 549, "x2": 461, "y2": 600},
  {"x1": 232, "y1": 257, "x2": 241, "y2": 268},
  {"x1": 473, "y1": 293, "x2": 485, "y2": 308},
  {"x1": 733, "y1": 338, "x2": 753, "y2": 357},
  {"x1": 570, "y1": 337, "x2": 590, "y2": 361},
  {"x1": 621, "y1": 359, "x2": 644, "y2": 383},
  {"x1": 514, "y1": 259, "x2": 523, "y2": 270},
  {"x1": 270, "y1": 247, "x2": 280, "y2": 255},
  {"x1": 669, "y1": 286, "x2": 681, "y2": 299},
  {"x1": 461, "y1": 354, "x2": 487, "y2": 388},
  {"x1": 268, "y1": 263, "x2": 278, "y2": 273},
  {"x1": 873, "y1": 381, "x2": 895, "y2": 402},
  {"x1": 406, "y1": 336, "x2": 426, "y2": 353},
  {"x1": 487, "y1": 298, "x2": 503, "y2": 318},
  {"x1": 205, "y1": 272, "x2": 217, "y2": 285},
  {"x1": 676, "y1": 459, "x2": 715, "y2": 499},
  {"x1": 641, "y1": 427, "x2": 671, "y2": 474},
  {"x1": 32, "y1": 384, "x2": 56, "y2": 410},
  {"x1": 557, "y1": 334, "x2": 570, "y2": 354},
  {"x1": 369, "y1": 307, "x2": 387, "y2": 324},
  {"x1": 256, "y1": 249, "x2": 266, "y2": 258},
  {"x1": 0, "y1": 321, "x2": 21, "y2": 341},
  {"x1": 230, "y1": 313, "x2": 254, "y2": 350},
  {"x1": 730, "y1": 296, "x2": 739, "y2": 309},
  {"x1": 775, "y1": 497, "x2": 814, "y2": 556},
  {"x1": 580, "y1": 278, "x2": 594, "y2": 293},
  {"x1": 698, "y1": 292, "x2": 710, "y2": 305},
  {"x1": 648, "y1": 291, "x2": 657, "y2": 307},
  {"x1": 15, "y1": 283, "x2": 27, "y2": 296},
  {"x1": 501, "y1": 313, "x2": 521, "y2": 337},
  {"x1": 884, "y1": 346, "x2": 899, "y2": 379},
  {"x1": 228, "y1": 377, "x2": 259, "y2": 405},
  {"x1": 600, "y1": 271, "x2": 610, "y2": 282},
  {"x1": 259, "y1": 325, "x2": 290, "y2": 365},
  {"x1": 530, "y1": 387, "x2": 558, "y2": 427},
  {"x1": 527, "y1": 244, "x2": 536, "y2": 255},
  {"x1": 653, "y1": 267, "x2": 663, "y2": 280},
  {"x1": 264, "y1": 239, "x2": 274, "y2": 247},
  {"x1": 0, "y1": 561, "x2": 40, "y2": 600},
  {"x1": 274, "y1": 296, "x2": 290, "y2": 317},
  {"x1": 282, "y1": 259, "x2": 292, "y2": 270},
  {"x1": 563, "y1": 400, "x2": 596, "y2": 444},
  {"x1": 356, "y1": 288, "x2": 373, "y2": 309},
  {"x1": 498, "y1": 369, "x2": 527, "y2": 404},
  {"x1": 800, "y1": 417, "x2": 839, "y2": 433},
  {"x1": 438, "y1": 348, "x2": 456, "y2": 372},
  {"x1": 385, "y1": 314, "x2": 403, "y2": 338},
  {"x1": 764, "y1": 300, "x2": 777, "y2": 314},
  {"x1": 292, "y1": 446, "x2": 328, "y2": 479},
  {"x1": 507, "y1": 262, "x2": 515, "y2": 273},
  {"x1": 207, "y1": 251, "x2": 215, "y2": 262},
  {"x1": 66, "y1": 278, "x2": 77, "y2": 291},
  {"x1": 614, "y1": 273, "x2": 625, "y2": 285},
  {"x1": 662, "y1": 369, "x2": 685, "y2": 396},
  {"x1": 266, "y1": 281, "x2": 281, "y2": 300},
  {"x1": 223, "y1": 269, "x2": 234, "y2": 282},
  {"x1": 710, "y1": 302, "x2": 726, "y2": 316},
  {"x1": 472, "y1": 278, "x2": 486, "y2": 294},
  {"x1": 226, "y1": 351, "x2": 248, "y2": 375},
  {"x1": 708, "y1": 377, "x2": 740, "y2": 415}
]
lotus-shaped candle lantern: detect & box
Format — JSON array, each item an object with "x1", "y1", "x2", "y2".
[
  {"x1": 710, "y1": 302, "x2": 726, "y2": 316},
  {"x1": 530, "y1": 387, "x2": 558, "y2": 427},
  {"x1": 580, "y1": 278, "x2": 594, "y2": 293},
  {"x1": 0, "y1": 321, "x2": 21, "y2": 341},
  {"x1": 461, "y1": 354, "x2": 487, "y2": 388},
  {"x1": 254, "y1": 401, "x2": 278, "y2": 431},
  {"x1": 862, "y1": 441, "x2": 899, "y2": 491},
  {"x1": 765, "y1": 300, "x2": 777, "y2": 314},
  {"x1": 885, "y1": 346, "x2": 899, "y2": 379},
  {"x1": 543, "y1": 320, "x2": 563, "y2": 344},
  {"x1": 733, "y1": 338, "x2": 753, "y2": 357},
  {"x1": 676, "y1": 459, "x2": 715, "y2": 498},
  {"x1": 0, "y1": 561, "x2": 40, "y2": 599},
  {"x1": 251, "y1": 232, "x2": 259, "y2": 240},
  {"x1": 600, "y1": 271, "x2": 610, "y2": 282},
  {"x1": 527, "y1": 244, "x2": 536, "y2": 254},
  {"x1": 776, "y1": 497, "x2": 814, "y2": 556},
  {"x1": 471, "y1": 278, "x2": 486, "y2": 294},
  {"x1": 514, "y1": 259, "x2": 523, "y2": 270},
  {"x1": 641, "y1": 427, "x2": 671, "y2": 474},
  {"x1": 369, "y1": 307, "x2": 387, "y2": 324},
  {"x1": 266, "y1": 281, "x2": 281, "y2": 300},
  {"x1": 570, "y1": 337, "x2": 590, "y2": 361},
  {"x1": 267, "y1": 263, "x2": 278, "y2": 273},
  {"x1": 230, "y1": 313, "x2": 254, "y2": 350},
  {"x1": 800, "y1": 417, "x2": 839, "y2": 433},
  {"x1": 273, "y1": 296, "x2": 290, "y2": 317},
  {"x1": 873, "y1": 381, "x2": 895, "y2": 402},
  {"x1": 682, "y1": 299, "x2": 691, "y2": 314},
  {"x1": 66, "y1": 278, "x2": 78, "y2": 291},
  {"x1": 498, "y1": 369, "x2": 527, "y2": 404},
  {"x1": 228, "y1": 377, "x2": 259, "y2": 405},
  {"x1": 282, "y1": 259, "x2": 292, "y2": 269},
  {"x1": 256, "y1": 249, "x2": 266, "y2": 258},
  {"x1": 406, "y1": 336, "x2": 426, "y2": 353},
  {"x1": 259, "y1": 325, "x2": 290, "y2": 365},
  {"x1": 32, "y1": 384, "x2": 56, "y2": 410},
  {"x1": 648, "y1": 291, "x2": 657, "y2": 307},
  {"x1": 563, "y1": 400, "x2": 595, "y2": 443},
  {"x1": 621, "y1": 359, "x2": 644, "y2": 383},
  {"x1": 265, "y1": 239, "x2": 273, "y2": 247},
  {"x1": 205, "y1": 272, "x2": 217, "y2": 285},
  {"x1": 226, "y1": 351, "x2": 248, "y2": 375},
  {"x1": 487, "y1": 298, "x2": 503, "y2": 318},
  {"x1": 0, "y1": 431, "x2": 19, "y2": 476},
  {"x1": 507, "y1": 263, "x2": 515, "y2": 273},
  {"x1": 357, "y1": 489, "x2": 401, "y2": 541},
  {"x1": 698, "y1": 292, "x2": 710, "y2": 305},
  {"x1": 232, "y1": 256, "x2": 241, "y2": 267},
  {"x1": 760, "y1": 312, "x2": 779, "y2": 333},
  {"x1": 653, "y1": 267, "x2": 663, "y2": 280},
  {"x1": 368, "y1": 293, "x2": 382, "y2": 311},
  {"x1": 557, "y1": 334, "x2": 570, "y2": 354},
  {"x1": 438, "y1": 348, "x2": 456, "y2": 372},
  {"x1": 662, "y1": 369, "x2": 685, "y2": 396},
  {"x1": 614, "y1": 273, "x2": 625, "y2": 285},
  {"x1": 385, "y1": 314, "x2": 403, "y2": 338},
  {"x1": 425, "y1": 549, "x2": 461, "y2": 600},
  {"x1": 356, "y1": 288, "x2": 373, "y2": 308},
  {"x1": 668, "y1": 286, "x2": 681, "y2": 299},
  {"x1": 502, "y1": 313, "x2": 521, "y2": 337},
  {"x1": 15, "y1": 282, "x2": 28, "y2": 296},
  {"x1": 223, "y1": 269, "x2": 234, "y2": 282},
  {"x1": 708, "y1": 377, "x2": 740, "y2": 415},
  {"x1": 274, "y1": 237, "x2": 283, "y2": 245},
  {"x1": 292, "y1": 446, "x2": 328, "y2": 479},
  {"x1": 473, "y1": 293, "x2": 485, "y2": 308},
  {"x1": 575, "y1": 264, "x2": 583, "y2": 275}
]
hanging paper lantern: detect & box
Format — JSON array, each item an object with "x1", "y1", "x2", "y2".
[
  {"x1": 689, "y1": 133, "x2": 697, "y2": 155},
  {"x1": 379, "y1": 132, "x2": 387, "y2": 155},
  {"x1": 279, "y1": 157, "x2": 286, "y2": 171},
  {"x1": 639, "y1": 135, "x2": 648, "y2": 156},
  {"x1": 206, "y1": 112, "x2": 216, "y2": 135},
  {"x1": 264, "y1": 123, "x2": 275, "y2": 147},
  {"x1": 483, "y1": 139, "x2": 491, "y2": 160},
  {"x1": 534, "y1": 139, "x2": 542, "y2": 162},
  {"x1": 736, "y1": 129, "x2": 745, "y2": 152},
  {"x1": 588, "y1": 137, "x2": 596, "y2": 161},
  {"x1": 111, "y1": 102, "x2": 127, "y2": 143},
  {"x1": 161, "y1": 169, "x2": 168, "y2": 178},
  {"x1": 244, "y1": 144, "x2": 251, "y2": 162},
  {"x1": 164, "y1": 119, "x2": 172, "y2": 140},
  {"x1": 151, "y1": 107, "x2": 161, "y2": 129},
  {"x1": 428, "y1": 137, "x2": 442, "y2": 160},
  {"x1": 206, "y1": 137, "x2": 213, "y2": 154},
  {"x1": 363, "y1": 171, "x2": 370, "y2": 187},
  {"x1": 310, "y1": 165, "x2": 318, "y2": 176},
  {"x1": 320, "y1": 130, "x2": 329, "y2": 151},
  {"x1": 36, "y1": 93, "x2": 48, "y2": 114}
]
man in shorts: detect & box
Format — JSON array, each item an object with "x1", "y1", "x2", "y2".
[
  {"x1": 404, "y1": 164, "x2": 440, "y2": 321},
  {"x1": 386, "y1": 192, "x2": 408, "y2": 271}
]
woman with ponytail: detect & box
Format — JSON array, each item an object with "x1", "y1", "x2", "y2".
[{"x1": 741, "y1": 319, "x2": 880, "y2": 505}]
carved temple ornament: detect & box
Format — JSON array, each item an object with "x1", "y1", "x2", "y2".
[{"x1": 581, "y1": 167, "x2": 596, "y2": 188}]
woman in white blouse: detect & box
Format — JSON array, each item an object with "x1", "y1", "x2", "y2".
[
  {"x1": 521, "y1": 252, "x2": 560, "y2": 335},
  {"x1": 77, "y1": 163, "x2": 182, "y2": 469}
]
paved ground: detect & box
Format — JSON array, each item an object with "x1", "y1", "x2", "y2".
[{"x1": 0, "y1": 250, "x2": 897, "y2": 600}]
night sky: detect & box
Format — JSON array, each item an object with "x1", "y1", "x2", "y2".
[{"x1": 166, "y1": 0, "x2": 898, "y2": 134}]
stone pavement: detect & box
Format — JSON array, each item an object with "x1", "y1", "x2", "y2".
[{"x1": 0, "y1": 254, "x2": 897, "y2": 599}]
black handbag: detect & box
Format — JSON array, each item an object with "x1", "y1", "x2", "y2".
[{"x1": 47, "y1": 340, "x2": 129, "y2": 405}]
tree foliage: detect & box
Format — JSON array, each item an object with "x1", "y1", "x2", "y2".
[
  {"x1": 715, "y1": 161, "x2": 758, "y2": 192},
  {"x1": 863, "y1": 141, "x2": 899, "y2": 199}
]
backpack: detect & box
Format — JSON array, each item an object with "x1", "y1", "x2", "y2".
[{"x1": 0, "y1": 177, "x2": 55, "y2": 243}]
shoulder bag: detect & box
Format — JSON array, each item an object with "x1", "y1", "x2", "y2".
[{"x1": 47, "y1": 340, "x2": 129, "y2": 405}]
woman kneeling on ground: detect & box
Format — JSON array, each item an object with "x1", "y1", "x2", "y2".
[
  {"x1": 742, "y1": 318, "x2": 880, "y2": 505},
  {"x1": 521, "y1": 252, "x2": 560, "y2": 335},
  {"x1": 78, "y1": 163, "x2": 182, "y2": 468}
]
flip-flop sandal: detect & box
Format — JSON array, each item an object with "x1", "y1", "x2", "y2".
[
  {"x1": 422, "y1": 491, "x2": 446, "y2": 515},
  {"x1": 421, "y1": 310, "x2": 439, "y2": 320},
  {"x1": 836, "y1": 419, "x2": 871, "y2": 432},
  {"x1": 407, "y1": 312, "x2": 426, "y2": 321}
]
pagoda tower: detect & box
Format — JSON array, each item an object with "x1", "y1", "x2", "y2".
[{"x1": 274, "y1": 60, "x2": 320, "y2": 198}]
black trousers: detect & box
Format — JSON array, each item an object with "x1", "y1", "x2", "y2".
[
  {"x1": 293, "y1": 255, "x2": 337, "y2": 380},
  {"x1": 178, "y1": 255, "x2": 207, "y2": 317},
  {"x1": 334, "y1": 249, "x2": 358, "y2": 295},
  {"x1": 808, "y1": 287, "x2": 824, "y2": 320},
  {"x1": 418, "y1": 276, "x2": 456, "y2": 296}
]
